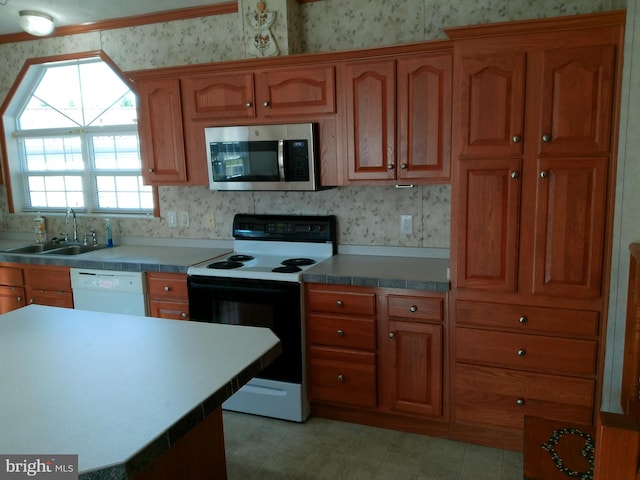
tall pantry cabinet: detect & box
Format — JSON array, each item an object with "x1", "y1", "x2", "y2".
[{"x1": 447, "y1": 12, "x2": 625, "y2": 449}]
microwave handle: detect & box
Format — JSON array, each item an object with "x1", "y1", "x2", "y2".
[{"x1": 278, "y1": 139, "x2": 285, "y2": 180}]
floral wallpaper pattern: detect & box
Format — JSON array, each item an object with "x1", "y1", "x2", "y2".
[{"x1": 0, "y1": 0, "x2": 616, "y2": 250}]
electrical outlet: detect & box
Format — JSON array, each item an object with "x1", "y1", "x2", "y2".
[
  {"x1": 206, "y1": 213, "x2": 216, "y2": 227},
  {"x1": 179, "y1": 211, "x2": 190, "y2": 228},
  {"x1": 400, "y1": 215, "x2": 413, "y2": 234},
  {"x1": 167, "y1": 211, "x2": 177, "y2": 228}
]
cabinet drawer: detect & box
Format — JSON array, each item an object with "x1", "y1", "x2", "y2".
[
  {"x1": 456, "y1": 327, "x2": 597, "y2": 375},
  {"x1": 0, "y1": 266, "x2": 24, "y2": 286},
  {"x1": 307, "y1": 288, "x2": 376, "y2": 315},
  {"x1": 308, "y1": 346, "x2": 377, "y2": 408},
  {"x1": 149, "y1": 300, "x2": 189, "y2": 321},
  {"x1": 308, "y1": 313, "x2": 375, "y2": 350},
  {"x1": 388, "y1": 295, "x2": 443, "y2": 322},
  {"x1": 456, "y1": 301, "x2": 599, "y2": 337},
  {"x1": 147, "y1": 273, "x2": 188, "y2": 300},
  {"x1": 454, "y1": 364, "x2": 594, "y2": 429}
]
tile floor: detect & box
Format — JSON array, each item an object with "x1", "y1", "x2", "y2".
[{"x1": 223, "y1": 411, "x2": 524, "y2": 480}]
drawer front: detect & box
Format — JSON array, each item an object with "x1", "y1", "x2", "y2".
[
  {"x1": 308, "y1": 346, "x2": 377, "y2": 408},
  {"x1": 456, "y1": 301, "x2": 599, "y2": 337},
  {"x1": 454, "y1": 364, "x2": 595, "y2": 429},
  {"x1": 456, "y1": 327, "x2": 597, "y2": 375},
  {"x1": 0, "y1": 266, "x2": 24, "y2": 287},
  {"x1": 308, "y1": 313, "x2": 376, "y2": 350},
  {"x1": 0, "y1": 285, "x2": 25, "y2": 312},
  {"x1": 388, "y1": 294, "x2": 443, "y2": 322},
  {"x1": 149, "y1": 300, "x2": 189, "y2": 321},
  {"x1": 147, "y1": 273, "x2": 188, "y2": 300},
  {"x1": 307, "y1": 288, "x2": 376, "y2": 316}
]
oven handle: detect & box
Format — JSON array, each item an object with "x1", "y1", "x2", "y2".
[{"x1": 188, "y1": 280, "x2": 288, "y2": 296}]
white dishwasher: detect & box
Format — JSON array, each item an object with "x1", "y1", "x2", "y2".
[{"x1": 70, "y1": 268, "x2": 148, "y2": 316}]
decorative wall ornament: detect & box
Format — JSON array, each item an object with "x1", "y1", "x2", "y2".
[{"x1": 247, "y1": 0, "x2": 279, "y2": 57}]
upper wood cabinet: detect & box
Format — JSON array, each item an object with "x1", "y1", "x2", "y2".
[
  {"x1": 341, "y1": 50, "x2": 451, "y2": 184},
  {"x1": 136, "y1": 78, "x2": 190, "y2": 185},
  {"x1": 180, "y1": 65, "x2": 336, "y2": 122}
]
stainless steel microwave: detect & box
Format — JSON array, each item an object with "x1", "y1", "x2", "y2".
[{"x1": 204, "y1": 123, "x2": 319, "y2": 191}]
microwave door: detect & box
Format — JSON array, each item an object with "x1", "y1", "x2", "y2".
[{"x1": 277, "y1": 139, "x2": 285, "y2": 181}]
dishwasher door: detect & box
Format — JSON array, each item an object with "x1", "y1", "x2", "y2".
[{"x1": 70, "y1": 268, "x2": 148, "y2": 316}]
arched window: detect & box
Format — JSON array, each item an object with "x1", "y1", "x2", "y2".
[{"x1": 1, "y1": 53, "x2": 154, "y2": 215}]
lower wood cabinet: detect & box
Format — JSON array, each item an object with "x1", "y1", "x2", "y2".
[
  {"x1": 0, "y1": 264, "x2": 25, "y2": 313},
  {"x1": 147, "y1": 272, "x2": 189, "y2": 320},
  {"x1": 23, "y1": 265, "x2": 73, "y2": 308},
  {"x1": 306, "y1": 283, "x2": 446, "y2": 426}
]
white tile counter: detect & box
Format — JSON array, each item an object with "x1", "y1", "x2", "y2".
[{"x1": 0, "y1": 305, "x2": 280, "y2": 479}]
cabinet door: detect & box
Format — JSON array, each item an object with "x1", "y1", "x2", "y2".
[
  {"x1": 397, "y1": 53, "x2": 451, "y2": 181},
  {"x1": 343, "y1": 59, "x2": 396, "y2": 181},
  {"x1": 255, "y1": 65, "x2": 336, "y2": 117},
  {"x1": 136, "y1": 78, "x2": 187, "y2": 184},
  {"x1": 386, "y1": 321, "x2": 442, "y2": 417},
  {"x1": 532, "y1": 157, "x2": 608, "y2": 298},
  {"x1": 455, "y1": 157, "x2": 521, "y2": 291},
  {"x1": 181, "y1": 72, "x2": 255, "y2": 120},
  {"x1": 456, "y1": 52, "x2": 526, "y2": 158},
  {"x1": 0, "y1": 285, "x2": 25, "y2": 313},
  {"x1": 27, "y1": 290, "x2": 73, "y2": 308},
  {"x1": 538, "y1": 45, "x2": 616, "y2": 155}
]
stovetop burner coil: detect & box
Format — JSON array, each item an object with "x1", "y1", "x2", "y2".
[
  {"x1": 208, "y1": 260, "x2": 244, "y2": 270},
  {"x1": 229, "y1": 254, "x2": 255, "y2": 262},
  {"x1": 272, "y1": 265, "x2": 302, "y2": 273},
  {"x1": 281, "y1": 258, "x2": 316, "y2": 266}
]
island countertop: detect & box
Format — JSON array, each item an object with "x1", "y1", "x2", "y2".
[{"x1": 0, "y1": 305, "x2": 280, "y2": 479}]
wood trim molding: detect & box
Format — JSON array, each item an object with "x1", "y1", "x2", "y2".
[{"x1": 0, "y1": 2, "x2": 238, "y2": 45}]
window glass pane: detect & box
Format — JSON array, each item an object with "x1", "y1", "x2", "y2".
[
  {"x1": 95, "y1": 175, "x2": 152, "y2": 211},
  {"x1": 24, "y1": 137, "x2": 83, "y2": 171},
  {"x1": 27, "y1": 175, "x2": 84, "y2": 209},
  {"x1": 93, "y1": 135, "x2": 140, "y2": 169},
  {"x1": 18, "y1": 96, "x2": 77, "y2": 130},
  {"x1": 27, "y1": 64, "x2": 84, "y2": 126}
]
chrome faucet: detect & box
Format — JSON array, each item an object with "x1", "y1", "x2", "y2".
[{"x1": 64, "y1": 207, "x2": 78, "y2": 243}]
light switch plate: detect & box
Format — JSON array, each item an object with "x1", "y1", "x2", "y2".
[
  {"x1": 400, "y1": 215, "x2": 413, "y2": 234},
  {"x1": 179, "y1": 211, "x2": 190, "y2": 228},
  {"x1": 167, "y1": 211, "x2": 177, "y2": 228}
]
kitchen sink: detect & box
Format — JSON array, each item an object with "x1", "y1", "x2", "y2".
[{"x1": 2, "y1": 243, "x2": 108, "y2": 255}]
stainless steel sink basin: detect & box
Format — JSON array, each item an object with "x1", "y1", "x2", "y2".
[{"x1": 2, "y1": 243, "x2": 108, "y2": 255}]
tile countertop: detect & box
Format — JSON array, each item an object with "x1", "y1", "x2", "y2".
[
  {"x1": 303, "y1": 254, "x2": 451, "y2": 291},
  {"x1": 0, "y1": 305, "x2": 281, "y2": 479}
]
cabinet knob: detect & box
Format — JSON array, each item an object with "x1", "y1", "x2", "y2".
[
  {"x1": 409, "y1": 305, "x2": 417, "y2": 312},
  {"x1": 512, "y1": 135, "x2": 521, "y2": 143},
  {"x1": 337, "y1": 374, "x2": 345, "y2": 382},
  {"x1": 336, "y1": 300, "x2": 343, "y2": 307},
  {"x1": 511, "y1": 171, "x2": 519, "y2": 179},
  {"x1": 180, "y1": 312, "x2": 187, "y2": 319},
  {"x1": 516, "y1": 398, "x2": 525, "y2": 406},
  {"x1": 387, "y1": 164, "x2": 395, "y2": 170},
  {"x1": 389, "y1": 332, "x2": 396, "y2": 339},
  {"x1": 336, "y1": 329, "x2": 344, "y2": 337},
  {"x1": 263, "y1": 101, "x2": 270, "y2": 107},
  {"x1": 148, "y1": 168, "x2": 154, "y2": 173},
  {"x1": 28, "y1": 298, "x2": 34, "y2": 304},
  {"x1": 542, "y1": 134, "x2": 552, "y2": 142},
  {"x1": 245, "y1": 101, "x2": 253, "y2": 107},
  {"x1": 519, "y1": 316, "x2": 527, "y2": 324},
  {"x1": 517, "y1": 349, "x2": 526, "y2": 357},
  {"x1": 17, "y1": 296, "x2": 22, "y2": 302},
  {"x1": 164, "y1": 286, "x2": 170, "y2": 292},
  {"x1": 540, "y1": 171, "x2": 548, "y2": 178},
  {"x1": 400, "y1": 163, "x2": 407, "y2": 170}
]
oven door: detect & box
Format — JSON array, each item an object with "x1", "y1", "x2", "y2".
[{"x1": 187, "y1": 275, "x2": 302, "y2": 384}]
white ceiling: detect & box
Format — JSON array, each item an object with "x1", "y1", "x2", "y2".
[{"x1": 0, "y1": 0, "x2": 232, "y2": 36}]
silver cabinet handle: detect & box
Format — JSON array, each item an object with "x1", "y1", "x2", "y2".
[
  {"x1": 180, "y1": 312, "x2": 187, "y2": 319},
  {"x1": 336, "y1": 300, "x2": 343, "y2": 307},
  {"x1": 512, "y1": 135, "x2": 521, "y2": 143},
  {"x1": 148, "y1": 168, "x2": 154, "y2": 173},
  {"x1": 517, "y1": 349, "x2": 526, "y2": 357},
  {"x1": 336, "y1": 329, "x2": 344, "y2": 337},
  {"x1": 511, "y1": 171, "x2": 519, "y2": 179},
  {"x1": 245, "y1": 101, "x2": 253, "y2": 107},
  {"x1": 263, "y1": 101, "x2": 270, "y2": 107},
  {"x1": 387, "y1": 164, "x2": 395, "y2": 170},
  {"x1": 542, "y1": 134, "x2": 551, "y2": 142},
  {"x1": 164, "y1": 286, "x2": 170, "y2": 292},
  {"x1": 409, "y1": 305, "x2": 417, "y2": 312},
  {"x1": 400, "y1": 163, "x2": 407, "y2": 169},
  {"x1": 516, "y1": 398, "x2": 525, "y2": 406},
  {"x1": 540, "y1": 171, "x2": 548, "y2": 178},
  {"x1": 389, "y1": 332, "x2": 395, "y2": 339},
  {"x1": 519, "y1": 316, "x2": 527, "y2": 324},
  {"x1": 337, "y1": 374, "x2": 344, "y2": 382}
]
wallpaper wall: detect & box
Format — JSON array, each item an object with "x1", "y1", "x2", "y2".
[{"x1": 0, "y1": 0, "x2": 618, "y2": 249}]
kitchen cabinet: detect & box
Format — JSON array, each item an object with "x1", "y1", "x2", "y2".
[
  {"x1": 306, "y1": 283, "x2": 446, "y2": 427},
  {"x1": 341, "y1": 49, "x2": 451, "y2": 184},
  {"x1": 0, "y1": 264, "x2": 25, "y2": 313},
  {"x1": 147, "y1": 272, "x2": 189, "y2": 321},
  {"x1": 23, "y1": 265, "x2": 73, "y2": 308},
  {"x1": 448, "y1": 12, "x2": 624, "y2": 449}
]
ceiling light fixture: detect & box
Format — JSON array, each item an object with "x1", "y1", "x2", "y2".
[{"x1": 19, "y1": 10, "x2": 55, "y2": 36}]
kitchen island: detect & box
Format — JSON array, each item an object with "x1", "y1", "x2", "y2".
[{"x1": 0, "y1": 305, "x2": 281, "y2": 479}]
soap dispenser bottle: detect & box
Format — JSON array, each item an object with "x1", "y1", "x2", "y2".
[
  {"x1": 105, "y1": 218, "x2": 113, "y2": 247},
  {"x1": 34, "y1": 213, "x2": 47, "y2": 244}
]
